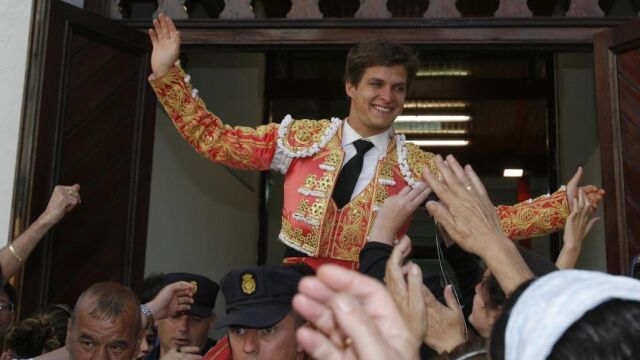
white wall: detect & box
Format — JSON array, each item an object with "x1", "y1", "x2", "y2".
[
  {"x1": 556, "y1": 53, "x2": 606, "y2": 271},
  {"x1": 144, "y1": 53, "x2": 266, "y2": 332},
  {"x1": 0, "y1": 1, "x2": 34, "y2": 245}
]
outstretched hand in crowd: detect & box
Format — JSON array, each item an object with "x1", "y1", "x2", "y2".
[
  {"x1": 293, "y1": 264, "x2": 422, "y2": 360},
  {"x1": 422, "y1": 155, "x2": 533, "y2": 295},
  {"x1": 385, "y1": 236, "x2": 466, "y2": 354},
  {"x1": 556, "y1": 188, "x2": 600, "y2": 269},
  {"x1": 368, "y1": 184, "x2": 431, "y2": 246}
]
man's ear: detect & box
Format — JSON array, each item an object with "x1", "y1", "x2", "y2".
[
  {"x1": 345, "y1": 81, "x2": 356, "y2": 98},
  {"x1": 208, "y1": 314, "x2": 217, "y2": 327},
  {"x1": 488, "y1": 307, "x2": 501, "y2": 328}
]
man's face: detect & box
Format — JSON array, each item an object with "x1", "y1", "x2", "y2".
[
  {"x1": 345, "y1": 65, "x2": 407, "y2": 138},
  {"x1": 156, "y1": 311, "x2": 214, "y2": 355},
  {"x1": 228, "y1": 313, "x2": 303, "y2": 360},
  {"x1": 0, "y1": 292, "x2": 15, "y2": 338},
  {"x1": 468, "y1": 269, "x2": 499, "y2": 338},
  {"x1": 66, "y1": 306, "x2": 140, "y2": 360}
]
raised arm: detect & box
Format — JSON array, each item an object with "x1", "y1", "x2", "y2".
[
  {"x1": 555, "y1": 189, "x2": 599, "y2": 269},
  {"x1": 148, "y1": 14, "x2": 280, "y2": 171},
  {"x1": 1, "y1": 185, "x2": 80, "y2": 279},
  {"x1": 422, "y1": 155, "x2": 534, "y2": 296}
]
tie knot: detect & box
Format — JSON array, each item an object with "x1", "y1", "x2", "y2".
[{"x1": 353, "y1": 139, "x2": 374, "y2": 155}]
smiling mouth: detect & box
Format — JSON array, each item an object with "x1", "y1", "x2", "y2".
[{"x1": 372, "y1": 105, "x2": 393, "y2": 113}]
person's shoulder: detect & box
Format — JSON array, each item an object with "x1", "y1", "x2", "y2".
[
  {"x1": 277, "y1": 116, "x2": 341, "y2": 156},
  {"x1": 203, "y1": 336, "x2": 231, "y2": 360}
]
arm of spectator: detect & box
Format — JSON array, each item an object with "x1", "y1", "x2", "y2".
[
  {"x1": 358, "y1": 242, "x2": 393, "y2": 282},
  {"x1": 368, "y1": 185, "x2": 431, "y2": 246},
  {"x1": 384, "y1": 236, "x2": 427, "y2": 345},
  {"x1": 556, "y1": 189, "x2": 599, "y2": 269},
  {"x1": 293, "y1": 264, "x2": 421, "y2": 360},
  {"x1": 144, "y1": 281, "x2": 194, "y2": 329},
  {"x1": 1, "y1": 185, "x2": 80, "y2": 280},
  {"x1": 422, "y1": 155, "x2": 533, "y2": 296}
]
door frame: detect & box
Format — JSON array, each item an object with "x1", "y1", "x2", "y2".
[{"x1": 593, "y1": 17, "x2": 640, "y2": 275}]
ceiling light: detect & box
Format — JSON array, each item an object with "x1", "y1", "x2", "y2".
[
  {"x1": 408, "y1": 140, "x2": 469, "y2": 147},
  {"x1": 403, "y1": 100, "x2": 470, "y2": 109},
  {"x1": 417, "y1": 70, "x2": 471, "y2": 77},
  {"x1": 396, "y1": 115, "x2": 471, "y2": 123},
  {"x1": 503, "y1": 169, "x2": 524, "y2": 177}
]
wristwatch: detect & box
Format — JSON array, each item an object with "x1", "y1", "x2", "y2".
[{"x1": 141, "y1": 303, "x2": 155, "y2": 327}]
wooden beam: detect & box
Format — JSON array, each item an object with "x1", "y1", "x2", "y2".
[{"x1": 123, "y1": 18, "x2": 625, "y2": 46}]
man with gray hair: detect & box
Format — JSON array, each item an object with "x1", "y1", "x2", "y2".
[
  {"x1": 65, "y1": 282, "x2": 142, "y2": 360},
  {"x1": 64, "y1": 280, "x2": 195, "y2": 360}
]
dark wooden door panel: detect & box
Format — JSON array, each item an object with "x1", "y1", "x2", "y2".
[
  {"x1": 17, "y1": 0, "x2": 155, "y2": 316},
  {"x1": 594, "y1": 18, "x2": 640, "y2": 275}
]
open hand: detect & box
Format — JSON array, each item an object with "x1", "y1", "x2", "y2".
[
  {"x1": 369, "y1": 185, "x2": 431, "y2": 245},
  {"x1": 293, "y1": 265, "x2": 421, "y2": 360},
  {"x1": 149, "y1": 13, "x2": 181, "y2": 78},
  {"x1": 384, "y1": 236, "x2": 427, "y2": 344}
]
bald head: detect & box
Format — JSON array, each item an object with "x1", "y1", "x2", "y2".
[{"x1": 67, "y1": 282, "x2": 142, "y2": 360}]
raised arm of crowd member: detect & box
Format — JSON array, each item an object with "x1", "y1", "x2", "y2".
[
  {"x1": 0, "y1": 185, "x2": 80, "y2": 280},
  {"x1": 143, "y1": 280, "x2": 195, "y2": 330},
  {"x1": 293, "y1": 264, "x2": 423, "y2": 360},
  {"x1": 422, "y1": 155, "x2": 534, "y2": 295},
  {"x1": 386, "y1": 236, "x2": 466, "y2": 355},
  {"x1": 555, "y1": 189, "x2": 599, "y2": 269},
  {"x1": 384, "y1": 236, "x2": 427, "y2": 344},
  {"x1": 359, "y1": 185, "x2": 431, "y2": 281}
]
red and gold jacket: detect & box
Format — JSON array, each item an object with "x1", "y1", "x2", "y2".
[
  {"x1": 203, "y1": 336, "x2": 231, "y2": 360},
  {"x1": 150, "y1": 63, "x2": 569, "y2": 268}
]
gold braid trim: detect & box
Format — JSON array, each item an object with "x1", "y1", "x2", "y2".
[{"x1": 149, "y1": 64, "x2": 278, "y2": 170}]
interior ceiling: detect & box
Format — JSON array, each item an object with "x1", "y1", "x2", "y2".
[
  {"x1": 268, "y1": 50, "x2": 552, "y2": 177},
  {"x1": 247, "y1": 0, "x2": 618, "y2": 18},
  {"x1": 160, "y1": 0, "x2": 621, "y2": 18}
]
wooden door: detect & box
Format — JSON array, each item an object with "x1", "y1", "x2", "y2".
[
  {"x1": 15, "y1": 0, "x2": 156, "y2": 316},
  {"x1": 594, "y1": 18, "x2": 640, "y2": 275}
]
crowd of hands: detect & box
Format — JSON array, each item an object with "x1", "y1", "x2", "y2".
[
  {"x1": 8, "y1": 154, "x2": 599, "y2": 360},
  {"x1": 293, "y1": 154, "x2": 601, "y2": 360}
]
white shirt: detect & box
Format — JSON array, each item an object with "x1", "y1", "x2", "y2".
[
  {"x1": 341, "y1": 119, "x2": 391, "y2": 200},
  {"x1": 270, "y1": 118, "x2": 392, "y2": 201}
]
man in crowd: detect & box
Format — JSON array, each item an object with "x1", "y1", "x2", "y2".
[
  {"x1": 204, "y1": 266, "x2": 305, "y2": 360},
  {"x1": 147, "y1": 15, "x2": 604, "y2": 270},
  {"x1": 66, "y1": 282, "x2": 142, "y2": 360},
  {"x1": 146, "y1": 273, "x2": 219, "y2": 360}
]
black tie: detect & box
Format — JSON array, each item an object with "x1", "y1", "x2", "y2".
[{"x1": 332, "y1": 139, "x2": 374, "y2": 209}]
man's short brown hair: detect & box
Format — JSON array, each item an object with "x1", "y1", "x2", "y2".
[{"x1": 344, "y1": 39, "x2": 419, "y2": 87}]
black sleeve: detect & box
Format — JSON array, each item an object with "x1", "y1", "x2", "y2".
[
  {"x1": 442, "y1": 243, "x2": 483, "y2": 320},
  {"x1": 358, "y1": 242, "x2": 393, "y2": 282}
]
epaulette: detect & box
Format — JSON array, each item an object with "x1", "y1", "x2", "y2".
[{"x1": 276, "y1": 115, "x2": 342, "y2": 158}]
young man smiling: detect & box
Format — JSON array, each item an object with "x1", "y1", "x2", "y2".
[{"x1": 148, "y1": 14, "x2": 603, "y2": 270}]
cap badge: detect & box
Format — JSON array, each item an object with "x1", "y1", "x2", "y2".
[
  {"x1": 190, "y1": 280, "x2": 198, "y2": 294},
  {"x1": 241, "y1": 273, "x2": 256, "y2": 295}
]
